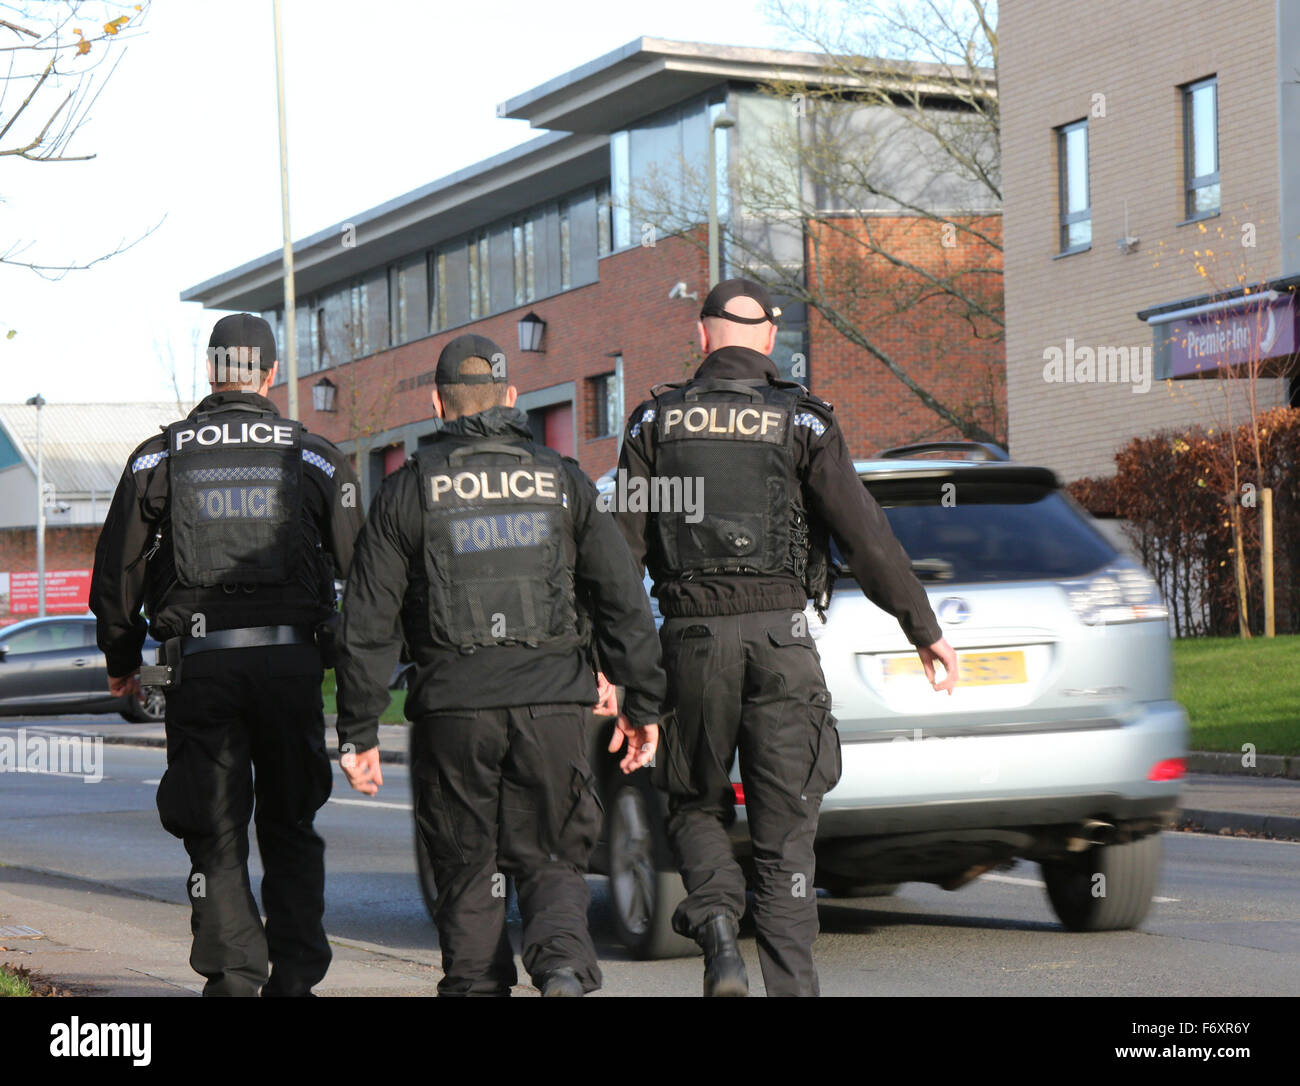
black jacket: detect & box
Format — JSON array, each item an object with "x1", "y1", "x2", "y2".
[
  {"x1": 89, "y1": 392, "x2": 363, "y2": 678},
  {"x1": 615, "y1": 346, "x2": 942, "y2": 648},
  {"x1": 335, "y1": 406, "x2": 666, "y2": 754}
]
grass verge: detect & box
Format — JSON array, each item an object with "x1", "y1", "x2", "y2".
[{"x1": 1173, "y1": 634, "x2": 1300, "y2": 756}]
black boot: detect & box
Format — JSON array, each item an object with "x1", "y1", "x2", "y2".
[
  {"x1": 698, "y1": 914, "x2": 748, "y2": 997},
  {"x1": 540, "y1": 967, "x2": 584, "y2": 997}
]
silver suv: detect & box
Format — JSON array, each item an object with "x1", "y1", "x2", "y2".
[{"x1": 589, "y1": 442, "x2": 1188, "y2": 958}]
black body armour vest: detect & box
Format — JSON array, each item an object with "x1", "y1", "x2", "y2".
[
  {"x1": 417, "y1": 438, "x2": 579, "y2": 652},
  {"x1": 651, "y1": 378, "x2": 805, "y2": 578},
  {"x1": 166, "y1": 407, "x2": 304, "y2": 588}
]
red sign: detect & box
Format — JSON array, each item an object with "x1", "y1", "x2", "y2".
[{"x1": 9, "y1": 570, "x2": 92, "y2": 615}]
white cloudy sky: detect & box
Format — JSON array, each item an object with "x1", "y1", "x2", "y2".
[{"x1": 0, "y1": 0, "x2": 793, "y2": 406}]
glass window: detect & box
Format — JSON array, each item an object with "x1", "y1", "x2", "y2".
[
  {"x1": 468, "y1": 231, "x2": 490, "y2": 320},
  {"x1": 559, "y1": 203, "x2": 572, "y2": 291},
  {"x1": 349, "y1": 280, "x2": 367, "y2": 358},
  {"x1": 867, "y1": 484, "x2": 1118, "y2": 583},
  {"x1": 428, "y1": 250, "x2": 447, "y2": 333},
  {"x1": 1183, "y1": 77, "x2": 1219, "y2": 218},
  {"x1": 1, "y1": 621, "x2": 85, "y2": 654},
  {"x1": 387, "y1": 255, "x2": 427, "y2": 345},
  {"x1": 589, "y1": 372, "x2": 621, "y2": 438},
  {"x1": 596, "y1": 182, "x2": 612, "y2": 256},
  {"x1": 610, "y1": 130, "x2": 631, "y2": 250},
  {"x1": 388, "y1": 264, "x2": 404, "y2": 345},
  {"x1": 1057, "y1": 119, "x2": 1091, "y2": 252}
]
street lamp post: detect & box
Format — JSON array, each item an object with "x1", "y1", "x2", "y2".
[
  {"x1": 273, "y1": 0, "x2": 299, "y2": 420},
  {"x1": 707, "y1": 112, "x2": 736, "y2": 288},
  {"x1": 25, "y1": 394, "x2": 45, "y2": 617}
]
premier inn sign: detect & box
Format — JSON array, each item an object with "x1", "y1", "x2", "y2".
[{"x1": 1166, "y1": 293, "x2": 1298, "y2": 377}]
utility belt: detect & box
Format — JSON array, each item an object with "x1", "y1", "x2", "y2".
[{"x1": 139, "y1": 623, "x2": 323, "y2": 690}]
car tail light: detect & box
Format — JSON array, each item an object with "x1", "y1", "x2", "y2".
[
  {"x1": 1061, "y1": 558, "x2": 1169, "y2": 625},
  {"x1": 1147, "y1": 757, "x2": 1186, "y2": 781},
  {"x1": 733, "y1": 783, "x2": 745, "y2": 805}
]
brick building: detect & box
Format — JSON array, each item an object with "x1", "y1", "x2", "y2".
[
  {"x1": 182, "y1": 38, "x2": 1004, "y2": 499},
  {"x1": 1000, "y1": 0, "x2": 1300, "y2": 482}
]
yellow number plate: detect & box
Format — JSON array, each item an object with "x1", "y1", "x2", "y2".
[{"x1": 881, "y1": 650, "x2": 1027, "y2": 686}]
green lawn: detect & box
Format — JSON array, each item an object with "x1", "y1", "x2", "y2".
[
  {"x1": 320, "y1": 671, "x2": 407, "y2": 725},
  {"x1": 1173, "y1": 634, "x2": 1300, "y2": 756},
  {"x1": 0, "y1": 965, "x2": 32, "y2": 997}
]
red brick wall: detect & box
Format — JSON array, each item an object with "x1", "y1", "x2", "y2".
[
  {"x1": 274, "y1": 234, "x2": 711, "y2": 480},
  {"x1": 806, "y1": 214, "x2": 1005, "y2": 455},
  {"x1": 273, "y1": 217, "x2": 1006, "y2": 477}
]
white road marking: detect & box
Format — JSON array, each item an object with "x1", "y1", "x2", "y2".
[
  {"x1": 328, "y1": 797, "x2": 412, "y2": 811},
  {"x1": 141, "y1": 779, "x2": 160, "y2": 785},
  {"x1": 980, "y1": 871, "x2": 1178, "y2": 903}
]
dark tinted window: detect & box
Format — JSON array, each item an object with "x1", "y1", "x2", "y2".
[
  {"x1": 0, "y1": 621, "x2": 86, "y2": 654},
  {"x1": 848, "y1": 482, "x2": 1117, "y2": 583}
]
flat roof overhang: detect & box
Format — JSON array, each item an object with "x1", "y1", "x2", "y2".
[
  {"x1": 496, "y1": 36, "x2": 993, "y2": 134},
  {"x1": 181, "y1": 130, "x2": 609, "y2": 312}
]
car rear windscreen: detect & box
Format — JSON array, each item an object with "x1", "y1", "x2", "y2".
[{"x1": 850, "y1": 482, "x2": 1118, "y2": 583}]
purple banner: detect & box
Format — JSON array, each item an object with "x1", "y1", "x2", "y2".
[{"x1": 1168, "y1": 294, "x2": 1297, "y2": 377}]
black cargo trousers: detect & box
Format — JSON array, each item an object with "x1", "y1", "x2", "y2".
[
  {"x1": 411, "y1": 703, "x2": 603, "y2": 996},
  {"x1": 156, "y1": 644, "x2": 332, "y2": 997},
  {"x1": 656, "y1": 608, "x2": 841, "y2": 997}
]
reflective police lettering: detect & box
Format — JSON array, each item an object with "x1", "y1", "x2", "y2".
[
  {"x1": 172, "y1": 422, "x2": 295, "y2": 452},
  {"x1": 429, "y1": 469, "x2": 559, "y2": 503},
  {"x1": 450, "y1": 512, "x2": 551, "y2": 554},
  {"x1": 194, "y1": 486, "x2": 280, "y2": 520},
  {"x1": 660, "y1": 405, "x2": 784, "y2": 437}
]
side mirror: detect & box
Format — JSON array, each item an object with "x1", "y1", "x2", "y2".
[{"x1": 0, "y1": 644, "x2": 8, "y2": 660}]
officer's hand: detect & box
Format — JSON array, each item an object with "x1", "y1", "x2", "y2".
[
  {"x1": 108, "y1": 671, "x2": 140, "y2": 700},
  {"x1": 341, "y1": 746, "x2": 384, "y2": 795},
  {"x1": 607, "y1": 715, "x2": 658, "y2": 774},
  {"x1": 917, "y1": 637, "x2": 959, "y2": 695},
  {"x1": 593, "y1": 671, "x2": 618, "y2": 717}
]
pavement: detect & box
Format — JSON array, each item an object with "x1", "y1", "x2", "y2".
[{"x1": 3, "y1": 718, "x2": 1299, "y2": 997}]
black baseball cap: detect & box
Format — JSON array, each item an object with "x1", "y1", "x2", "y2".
[
  {"x1": 436, "y1": 333, "x2": 508, "y2": 385},
  {"x1": 208, "y1": 312, "x2": 277, "y2": 364},
  {"x1": 699, "y1": 277, "x2": 781, "y2": 325}
]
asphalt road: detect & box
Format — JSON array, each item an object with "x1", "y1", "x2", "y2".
[{"x1": 2, "y1": 723, "x2": 1298, "y2": 996}]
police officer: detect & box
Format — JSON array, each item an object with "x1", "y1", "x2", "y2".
[
  {"x1": 90, "y1": 313, "x2": 363, "y2": 996},
  {"x1": 614, "y1": 278, "x2": 959, "y2": 997},
  {"x1": 334, "y1": 333, "x2": 665, "y2": 997}
]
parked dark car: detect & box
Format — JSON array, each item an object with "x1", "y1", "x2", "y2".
[{"x1": 0, "y1": 615, "x2": 165, "y2": 722}]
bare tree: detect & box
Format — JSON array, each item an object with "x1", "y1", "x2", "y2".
[
  {"x1": 1, "y1": 1, "x2": 155, "y2": 279},
  {"x1": 626, "y1": 0, "x2": 1004, "y2": 444},
  {"x1": 1153, "y1": 211, "x2": 1297, "y2": 636}
]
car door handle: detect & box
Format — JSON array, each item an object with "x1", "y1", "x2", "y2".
[{"x1": 72, "y1": 658, "x2": 88, "y2": 667}]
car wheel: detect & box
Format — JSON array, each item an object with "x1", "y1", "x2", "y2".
[
  {"x1": 821, "y1": 882, "x2": 900, "y2": 899},
  {"x1": 607, "y1": 777, "x2": 698, "y2": 960},
  {"x1": 120, "y1": 686, "x2": 167, "y2": 723},
  {"x1": 1041, "y1": 832, "x2": 1163, "y2": 932}
]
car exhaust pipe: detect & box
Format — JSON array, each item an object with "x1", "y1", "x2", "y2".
[{"x1": 1066, "y1": 819, "x2": 1116, "y2": 850}]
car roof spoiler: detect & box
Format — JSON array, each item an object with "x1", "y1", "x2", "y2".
[{"x1": 876, "y1": 441, "x2": 1010, "y2": 462}]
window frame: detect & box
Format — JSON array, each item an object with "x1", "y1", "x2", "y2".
[
  {"x1": 1056, "y1": 118, "x2": 1091, "y2": 254},
  {"x1": 1182, "y1": 76, "x2": 1220, "y2": 221}
]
